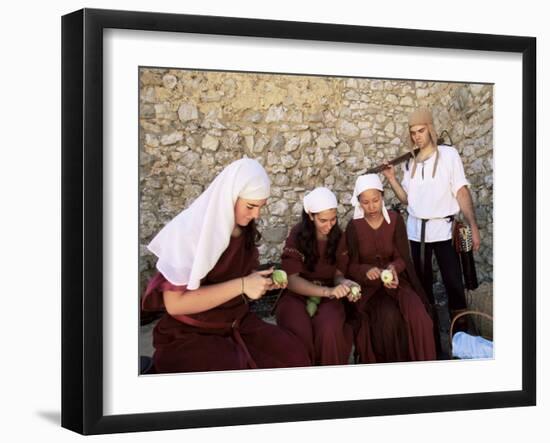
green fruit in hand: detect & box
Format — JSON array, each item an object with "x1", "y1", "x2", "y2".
[
  {"x1": 350, "y1": 286, "x2": 361, "y2": 297},
  {"x1": 306, "y1": 300, "x2": 318, "y2": 317},
  {"x1": 272, "y1": 269, "x2": 288, "y2": 285},
  {"x1": 381, "y1": 269, "x2": 394, "y2": 284},
  {"x1": 310, "y1": 296, "x2": 321, "y2": 305}
]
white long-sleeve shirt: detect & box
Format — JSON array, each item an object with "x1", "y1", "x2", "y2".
[{"x1": 401, "y1": 145, "x2": 469, "y2": 242}]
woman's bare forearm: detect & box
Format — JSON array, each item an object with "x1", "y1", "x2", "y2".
[
  {"x1": 456, "y1": 186, "x2": 478, "y2": 228},
  {"x1": 287, "y1": 274, "x2": 330, "y2": 298},
  {"x1": 163, "y1": 278, "x2": 242, "y2": 316}
]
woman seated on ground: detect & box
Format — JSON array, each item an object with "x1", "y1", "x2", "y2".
[
  {"x1": 274, "y1": 187, "x2": 360, "y2": 366},
  {"x1": 345, "y1": 174, "x2": 436, "y2": 363},
  {"x1": 141, "y1": 158, "x2": 311, "y2": 373}
]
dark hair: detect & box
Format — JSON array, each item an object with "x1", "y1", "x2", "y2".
[
  {"x1": 243, "y1": 219, "x2": 261, "y2": 251},
  {"x1": 296, "y1": 210, "x2": 341, "y2": 272}
]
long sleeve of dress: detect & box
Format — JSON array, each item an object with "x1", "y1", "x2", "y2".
[
  {"x1": 335, "y1": 234, "x2": 350, "y2": 275},
  {"x1": 389, "y1": 214, "x2": 407, "y2": 274},
  {"x1": 345, "y1": 220, "x2": 382, "y2": 290},
  {"x1": 347, "y1": 261, "x2": 376, "y2": 287}
]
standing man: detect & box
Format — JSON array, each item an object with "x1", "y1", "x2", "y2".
[{"x1": 382, "y1": 107, "x2": 480, "y2": 354}]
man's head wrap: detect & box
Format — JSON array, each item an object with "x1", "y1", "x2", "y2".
[{"x1": 407, "y1": 107, "x2": 440, "y2": 179}]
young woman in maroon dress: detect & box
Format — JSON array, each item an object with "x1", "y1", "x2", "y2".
[
  {"x1": 141, "y1": 158, "x2": 311, "y2": 373},
  {"x1": 274, "y1": 187, "x2": 359, "y2": 365},
  {"x1": 345, "y1": 174, "x2": 436, "y2": 363}
]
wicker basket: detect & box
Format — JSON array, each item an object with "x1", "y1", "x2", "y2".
[
  {"x1": 449, "y1": 310, "x2": 493, "y2": 357},
  {"x1": 465, "y1": 282, "x2": 493, "y2": 340}
]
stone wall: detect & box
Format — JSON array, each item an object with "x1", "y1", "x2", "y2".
[{"x1": 139, "y1": 68, "x2": 493, "y2": 292}]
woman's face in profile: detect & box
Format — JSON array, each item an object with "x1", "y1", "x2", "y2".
[
  {"x1": 234, "y1": 198, "x2": 267, "y2": 226},
  {"x1": 310, "y1": 208, "x2": 338, "y2": 239}
]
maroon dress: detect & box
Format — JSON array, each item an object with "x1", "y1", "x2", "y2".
[
  {"x1": 142, "y1": 234, "x2": 311, "y2": 373},
  {"x1": 345, "y1": 211, "x2": 436, "y2": 363},
  {"x1": 274, "y1": 225, "x2": 353, "y2": 366}
]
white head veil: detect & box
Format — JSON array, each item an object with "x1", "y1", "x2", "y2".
[
  {"x1": 302, "y1": 187, "x2": 338, "y2": 214},
  {"x1": 350, "y1": 174, "x2": 390, "y2": 223},
  {"x1": 147, "y1": 158, "x2": 270, "y2": 289}
]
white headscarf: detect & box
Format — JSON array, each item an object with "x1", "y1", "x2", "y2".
[
  {"x1": 147, "y1": 158, "x2": 270, "y2": 289},
  {"x1": 350, "y1": 174, "x2": 390, "y2": 224},
  {"x1": 303, "y1": 187, "x2": 338, "y2": 214}
]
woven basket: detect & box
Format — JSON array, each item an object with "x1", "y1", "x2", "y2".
[
  {"x1": 465, "y1": 282, "x2": 493, "y2": 340},
  {"x1": 449, "y1": 310, "x2": 494, "y2": 356}
]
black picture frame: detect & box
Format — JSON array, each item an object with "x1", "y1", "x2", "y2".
[{"x1": 61, "y1": 8, "x2": 536, "y2": 435}]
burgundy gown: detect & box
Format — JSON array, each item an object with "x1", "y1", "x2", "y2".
[
  {"x1": 345, "y1": 210, "x2": 436, "y2": 363},
  {"x1": 274, "y1": 225, "x2": 353, "y2": 366},
  {"x1": 142, "y1": 234, "x2": 311, "y2": 373}
]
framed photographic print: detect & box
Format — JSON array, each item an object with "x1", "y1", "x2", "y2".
[{"x1": 61, "y1": 8, "x2": 536, "y2": 435}]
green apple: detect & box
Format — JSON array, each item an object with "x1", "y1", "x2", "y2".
[
  {"x1": 310, "y1": 296, "x2": 321, "y2": 305},
  {"x1": 348, "y1": 285, "x2": 361, "y2": 302},
  {"x1": 306, "y1": 300, "x2": 318, "y2": 317},
  {"x1": 272, "y1": 269, "x2": 288, "y2": 285},
  {"x1": 381, "y1": 269, "x2": 394, "y2": 284}
]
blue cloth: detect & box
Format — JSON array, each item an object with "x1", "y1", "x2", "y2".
[{"x1": 452, "y1": 332, "x2": 493, "y2": 359}]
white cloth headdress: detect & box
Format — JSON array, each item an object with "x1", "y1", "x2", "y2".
[
  {"x1": 147, "y1": 158, "x2": 270, "y2": 289},
  {"x1": 350, "y1": 174, "x2": 390, "y2": 224},
  {"x1": 302, "y1": 187, "x2": 338, "y2": 214}
]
